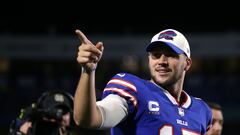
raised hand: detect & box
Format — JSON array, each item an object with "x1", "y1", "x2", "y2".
[{"x1": 75, "y1": 29, "x2": 104, "y2": 71}]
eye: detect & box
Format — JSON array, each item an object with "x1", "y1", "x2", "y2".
[
  {"x1": 150, "y1": 52, "x2": 162, "y2": 59},
  {"x1": 212, "y1": 119, "x2": 216, "y2": 124},
  {"x1": 150, "y1": 51, "x2": 179, "y2": 59},
  {"x1": 164, "y1": 52, "x2": 179, "y2": 58}
]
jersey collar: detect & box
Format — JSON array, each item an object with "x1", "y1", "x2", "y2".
[
  {"x1": 150, "y1": 81, "x2": 192, "y2": 108},
  {"x1": 163, "y1": 89, "x2": 191, "y2": 109}
]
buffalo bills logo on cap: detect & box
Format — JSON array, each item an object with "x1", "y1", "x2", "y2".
[{"x1": 158, "y1": 30, "x2": 177, "y2": 40}]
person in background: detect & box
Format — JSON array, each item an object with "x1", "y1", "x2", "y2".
[
  {"x1": 9, "y1": 90, "x2": 74, "y2": 135},
  {"x1": 205, "y1": 102, "x2": 224, "y2": 135}
]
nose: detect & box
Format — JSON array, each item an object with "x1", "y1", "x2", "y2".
[{"x1": 158, "y1": 54, "x2": 168, "y2": 65}]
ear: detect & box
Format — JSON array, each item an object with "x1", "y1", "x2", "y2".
[{"x1": 184, "y1": 58, "x2": 192, "y2": 71}]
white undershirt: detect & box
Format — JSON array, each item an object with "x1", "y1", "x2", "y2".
[{"x1": 96, "y1": 94, "x2": 129, "y2": 129}]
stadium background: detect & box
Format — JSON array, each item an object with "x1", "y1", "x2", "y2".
[{"x1": 0, "y1": 1, "x2": 239, "y2": 135}]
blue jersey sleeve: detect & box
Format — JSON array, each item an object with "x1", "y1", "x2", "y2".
[
  {"x1": 102, "y1": 73, "x2": 138, "y2": 113},
  {"x1": 193, "y1": 97, "x2": 213, "y2": 134},
  {"x1": 203, "y1": 101, "x2": 213, "y2": 132}
]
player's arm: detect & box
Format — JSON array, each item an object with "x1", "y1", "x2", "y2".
[
  {"x1": 97, "y1": 94, "x2": 129, "y2": 128},
  {"x1": 73, "y1": 29, "x2": 104, "y2": 128}
]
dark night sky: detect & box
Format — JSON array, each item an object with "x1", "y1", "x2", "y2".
[{"x1": 0, "y1": 1, "x2": 239, "y2": 35}]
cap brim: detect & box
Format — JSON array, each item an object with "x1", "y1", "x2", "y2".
[{"x1": 146, "y1": 41, "x2": 184, "y2": 55}]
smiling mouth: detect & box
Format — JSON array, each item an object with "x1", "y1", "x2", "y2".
[
  {"x1": 156, "y1": 68, "x2": 171, "y2": 75},
  {"x1": 158, "y1": 71, "x2": 168, "y2": 75},
  {"x1": 156, "y1": 68, "x2": 170, "y2": 72},
  {"x1": 156, "y1": 71, "x2": 168, "y2": 76}
]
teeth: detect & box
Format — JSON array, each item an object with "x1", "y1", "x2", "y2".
[{"x1": 157, "y1": 70, "x2": 167, "y2": 72}]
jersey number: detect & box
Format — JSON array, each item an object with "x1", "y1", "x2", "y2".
[{"x1": 159, "y1": 125, "x2": 200, "y2": 135}]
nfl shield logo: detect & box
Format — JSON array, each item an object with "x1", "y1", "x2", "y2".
[{"x1": 178, "y1": 108, "x2": 185, "y2": 117}]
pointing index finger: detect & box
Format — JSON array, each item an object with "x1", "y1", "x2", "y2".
[{"x1": 75, "y1": 29, "x2": 91, "y2": 44}]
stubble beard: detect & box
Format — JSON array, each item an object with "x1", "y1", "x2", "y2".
[{"x1": 151, "y1": 70, "x2": 182, "y2": 89}]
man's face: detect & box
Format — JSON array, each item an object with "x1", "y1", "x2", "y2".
[
  {"x1": 148, "y1": 45, "x2": 191, "y2": 87},
  {"x1": 61, "y1": 112, "x2": 71, "y2": 127},
  {"x1": 205, "y1": 109, "x2": 223, "y2": 135}
]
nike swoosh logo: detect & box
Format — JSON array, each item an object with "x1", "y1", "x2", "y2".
[{"x1": 117, "y1": 73, "x2": 125, "y2": 77}]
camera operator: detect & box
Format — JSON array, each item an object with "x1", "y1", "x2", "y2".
[
  {"x1": 9, "y1": 90, "x2": 74, "y2": 135},
  {"x1": 9, "y1": 103, "x2": 37, "y2": 135}
]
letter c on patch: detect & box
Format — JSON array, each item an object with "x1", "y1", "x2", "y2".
[{"x1": 148, "y1": 101, "x2": 159, "y2": 111}]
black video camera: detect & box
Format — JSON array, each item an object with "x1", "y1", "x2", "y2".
[
  {"x1": 36, "y1": 90, "x2": 73, "y2": 121},
  {"x1": 9, "y1": 91, "x2": 74, "y2": 135}
]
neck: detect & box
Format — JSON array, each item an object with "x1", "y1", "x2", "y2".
[
  {"x1": 163, "y1": 83, "x2": 182, "y2": 102},
  {"x1": 154, "y1": 75, "x2": 185, "y2": 102}
]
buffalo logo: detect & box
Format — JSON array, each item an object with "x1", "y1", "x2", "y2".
[{"x1": 158, "y1": 30, "x2": 177, "y2": 40}]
